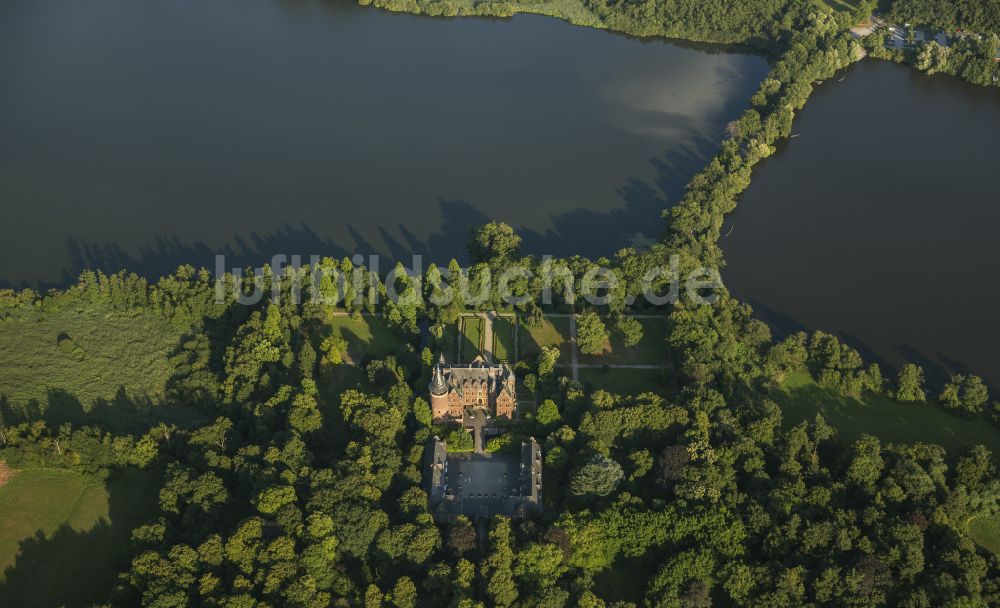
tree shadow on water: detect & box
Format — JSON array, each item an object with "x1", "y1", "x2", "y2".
[{"x1": 3, "y1": 135, "x2": 717, "y2": 290}]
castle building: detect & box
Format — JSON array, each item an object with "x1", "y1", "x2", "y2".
[
  {"x1": 423, "y1": 435, "x2": 543, "y2": 522},
  {"x1": 428, "y1": 357, "x2": 517, "y2": 423}
]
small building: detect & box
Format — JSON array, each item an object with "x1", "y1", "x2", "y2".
[
  {"x1": 429, "y1": 356, "x2": 517, "y2": 423},
  {"x1": 424, "y1": 436, "x2": 543, "y2": 522}
]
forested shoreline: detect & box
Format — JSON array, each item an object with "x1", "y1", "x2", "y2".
[
  {"x1": 360, "y1": 0, "x2": 828, "y2": 48},
  {"x1": 885, "y1": 0, "x2": 1000, "y2": 37},
  {"x1": 863, "y1": 30, "x2": 1000, "y2": 87}
]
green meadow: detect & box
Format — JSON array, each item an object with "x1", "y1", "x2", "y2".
[
  {"x1": 0, "y1": 306, "x2": 203, "y2": 432},
  {"x1": 0, "y1": 467, "x2": 161, "y2": 607},
  {"x1": 578, "y1": 316, "x2": 669, "y2": 366},
  {"x1": 773, "y1": 372, "x2": 1000, "y2": 455},
  {"x1": 325, "y1": 313, "x2": 400, "y2": 364}
]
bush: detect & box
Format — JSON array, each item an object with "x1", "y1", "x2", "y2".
[{"x1": 446, "y1": 428, "x2": 474, "y2": 451}]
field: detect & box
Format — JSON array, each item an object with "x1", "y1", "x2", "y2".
[
  {"x1": 325, "y1": 314, "x2": 399, "y2": 364},
  {"x1": 0, "y1": 467, "x2": 162, "y2": 607},
  {"x1": 968, "y1": 514, "x2": 1000, "y2": 555},
  {"x1": 492, "y1": 315, "x2": 516, "y2": 362},
  {"x1": 577, "y1": 367, "x2": 669, "y2": 395},
  {"x1": 578, "y1": 316, "x2": 668, "y2": 366},
  {"x1": 459, "y1": 316, "x2": 484, "y2": 362},
  {"x1": 773, "y1": 372, "x2": 1000, "y2": 455},
  {"x1": 0, "y1": 306, "x2": 199, "y2": 431},
  {"x1": 519, "y1": 316, "x2": 573, "y2": 362}
]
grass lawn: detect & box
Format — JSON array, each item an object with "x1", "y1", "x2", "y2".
[
  {"x1": 578, "y1": 367, "x2": 669, "y2": 395},
  {"x1": 968, "y1": 514, "x2": 1000, "y2": 555},
  {"x1": 520, "y1": 316, "x2": 572, "y2": 362},
  {"x1": 460, "y1": 316, "x2": 483, "y2": 363},
  {"x1": 578, "y1": 316, "x2": 668, "y2": 366},
  {"x1": 493, "y1": 315, "x2": 516, "y2": 363},
  {"x1": 0, "y1": 467, "x2": 162, "y2": 607},
  {"x1": 969, "y1": 514, "x2": 1000, "y2": 555},
  {"x1": 773, "y1": 372, "x2": 1000, "y2": 455},
  {"x1": 325, "y1": 314, "x2": 399, "y2": 364},
  {"x1": 0, "y1": 306, "x2": 200, "y2": 431}
]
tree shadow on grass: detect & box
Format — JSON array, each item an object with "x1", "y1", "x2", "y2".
[
  {"x1": 0, "y1": 387, "x2": 208, "y2": 437},
  {"x1": 0, "y1": 467, "x2": 162, "y2": 608}
]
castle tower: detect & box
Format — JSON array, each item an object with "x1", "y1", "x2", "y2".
[{"x1": 429, "y1": 363, "x2": 449, "y2": 420}]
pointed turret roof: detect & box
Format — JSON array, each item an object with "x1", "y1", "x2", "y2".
[{"x1": 430, "y1": 364, "x2": 448, "y2": 396}]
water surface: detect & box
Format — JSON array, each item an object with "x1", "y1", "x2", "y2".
[
  {"x1": 724, "y1": 60, "x2": 1000, "y2": 387},
  {"x1": 0, "y1": 0, "x2": 768, "y2": 286}
]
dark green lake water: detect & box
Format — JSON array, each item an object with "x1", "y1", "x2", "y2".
[
  {"x1": 0, "y1": 0, "x2": 767, "y2": 286},
  {"x1": 724, "y1": 60, "x2": 1000, "y2": 388}
]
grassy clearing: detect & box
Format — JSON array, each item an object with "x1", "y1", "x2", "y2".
[
  {"x1": 0, "y1": 307, "x2": 185, "y2": 411},
  {"x1": 460, "y1": 316, "x2": 483, "y2": 363},
  {"x1": 578, "y1": 367, "x2": 669, "y2": 395},
  {"x1": 493, "y1": 315, "x2": 516, "y2": 363},
  {"x1": 0, "y1": 306, "x2": 196, "y2": 430},
  {"x1": 316, "y1": 365, "x2": 368, "y2": 454},
  {"x1": 968, "y1": 514, "x2": 1000, "y2": 555},
  {"x1": 773, "y1": 372, "x2": 1000, "y2": 455},
  {"x1": 814, "y1": 0, "x2": 862, "y2": 13},
  {"x1": 0, "y1": 467, "x2": 161, "y2": 607},
  {"x1": 325, "y1": 314, "x2": 399, "y2": 364},
  {"x1": 520, "y1": 316, "x2": 572, "y2": 362},
  {"x1": 578, "y1": 317, "x2": 668, "y2": 366}
]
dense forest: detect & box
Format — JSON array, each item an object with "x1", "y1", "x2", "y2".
[
  {"x1": 864, "y1": 30, "x2": 1000, "y2": 86},
  {"x1": 2, "y1": 0, "x2": 1000, "y2": 606},
  {"x1": 361, "y1": 0, "x2": 847, "y2": 46},
  {"x1": 3, "y1": 218, "x2": 1000, "y2": 606},
  {"x1": 886, "y1": 0, "x2": 1000, "y2": 35}
]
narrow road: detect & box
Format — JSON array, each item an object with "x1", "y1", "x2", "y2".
[{"x1": 481, "y1": 311, "x2": 496, "y2": 364}]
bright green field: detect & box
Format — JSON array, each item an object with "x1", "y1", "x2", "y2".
[
  {"x1": 0, "y1": 306, "x2": 193, "y2": 430},
  {"x1": 578, "y1": 316, "x2": 668, "y2": 366},
  {"x1": 492, "y1": 315, "x2": 516, "y2": 363},
  {"x1": 578, "y1": 367, "x2": 669, "y2": 395},
  {"x1": 520, "y1": 316, "x2": 573, "y2": 362},
  {"x1": 774, "y1": 372, "x2": 1000, "y2": 455},
  {"x1": 968, "y1": 514, "x2": 1000, "y2": 555},
  {"x1": 459, "y1": 316, "x2": 483, "y2": 362},
  {"x1": 325, "y1": 314, "x2": 399, "y2": 364},
  {"x1": 0, "y1": 467, "x2": 161, "y2": 607}
]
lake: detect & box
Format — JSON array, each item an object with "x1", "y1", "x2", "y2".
[
  {"x1": 0, "y1": 0, "x2": 768, "y2": 287},
  {"x1": 723, "y1": 60, "x2": 1000, "y2": 388}
]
